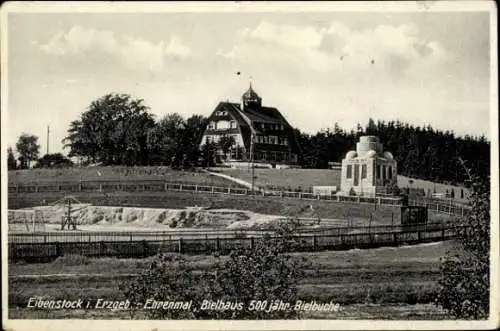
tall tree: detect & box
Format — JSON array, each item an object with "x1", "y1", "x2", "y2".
[
  {"x1": 7, "y1": 146, "x2": 17, "y2": 170},
  {"x1": 15, "y1": 134, "x2": 40, "y2": 169},
  {"x1": 218, "y1": 135, "x2": 236, "y2": 160},
  {"x1": 63, "y1": 93, "x2": 155, "y2": 166},
  {"x1": 181, "y1": 114, "x2": 209, "y2": 166},
  {"x1": 147, "y1": 113, "x2": 186, "y2": 166}
]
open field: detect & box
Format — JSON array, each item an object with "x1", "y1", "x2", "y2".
[
  {"x1": 8, "y1": 167, "x2": 239, "y2": 187},
  {"x1": 8, "y1": 240, "x2": 456, "y2": 319},
  {"x1": 212, "y1": 167, "x2": 341, "y2": 191}
]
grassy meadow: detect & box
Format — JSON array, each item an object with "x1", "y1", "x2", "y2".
[
  {"x1": 213, "y1": 167, "x2": 470, "y2": 201},
  {"x1": 8, "y1": 240, "x2": 456, "y2": 319},
  {"x1": 8, "y1": 166, "x2": 238, "y2": 187}
]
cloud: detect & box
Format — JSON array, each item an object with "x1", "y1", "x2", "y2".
[
  {"x1": 250, "y1": 21, "x2": 325, "y2": 49},
  {"x1": 39, "y1": 26, "x2": 191, "y2": 72},
  {"x1": 223, "y1": 20, "x2": 450, "y2": 79}
]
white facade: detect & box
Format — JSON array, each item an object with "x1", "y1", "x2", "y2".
[{"x1": 340, "y1": 136, "x2": 397, "y2": 197}]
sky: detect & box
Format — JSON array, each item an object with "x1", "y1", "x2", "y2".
[{"x1": 3, "y1": 3, "x2": 495, "y2": 156}]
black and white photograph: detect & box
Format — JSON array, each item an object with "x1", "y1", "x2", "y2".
[{"x1": 1, "y1": 1, "x2": 498, "y2": 330}]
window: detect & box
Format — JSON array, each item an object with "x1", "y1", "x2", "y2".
[
  {"x1": 269, "y1": 136, "x2": 277, "y2": 144},
  {"x1": 388, "y1": 166, "x2": 393, "y2": 180},
  {"x1": 361, "y1": 164, "x2": 367, "y2": 179},
  {"x1": 263, "y1": 136, "x2": 269, "y2": 144},
  {"x1": 208, "y1": 122, "x2": 215, "y2": 130},
  {"x1": 229, "y1": 120, "x2": 236, "y2": 129},
  {"x1": 280, "y1": 124, "x2": 284, "y2": 130},
  {"x1": 377, "y1": 165, "x2": 381, "y2": 179},
  {"x1": 346, "y1": 165, "x2": 352, "y2": 179}
]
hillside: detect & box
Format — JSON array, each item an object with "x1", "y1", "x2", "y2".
[
  {"x1": 212, "y1": 167, "x2": 470, "y2": 201},
  {"x1": 8, "y1": 166, "x2": 240, "y2": 187}
]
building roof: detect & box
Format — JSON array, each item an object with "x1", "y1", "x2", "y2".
[{"x1": 242, "y1": 84, "x2": 261, "y2": 100}]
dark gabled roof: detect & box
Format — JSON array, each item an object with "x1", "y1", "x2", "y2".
[
  {"x1": 243, "y1": 106, "x2": 285, "y2": 124},
  {"x1": 206, "y1": 100, "x2": 301, "y2": 158}
]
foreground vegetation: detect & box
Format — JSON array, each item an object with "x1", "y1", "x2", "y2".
[{"x1": 9, "y1": 241, "x2": 456, "y2": 319}]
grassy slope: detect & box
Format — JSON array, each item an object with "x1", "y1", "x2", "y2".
[
  {"x1": 8, "y1": 240, "x2": 456, "y2": 319},
  {"x1": 8, "y1": 166, "x2": 238, "y2": 187},
  {"x1": 214, "y1": 168, "x2": 470, "y2": 201}
]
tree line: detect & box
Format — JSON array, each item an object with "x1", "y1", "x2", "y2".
[
  {"x1": 9, "y1": 93, "x2": 490, "y2": 186},
  {"x1": 295, "y1": 118, "x2": 490, "y2": 186}
]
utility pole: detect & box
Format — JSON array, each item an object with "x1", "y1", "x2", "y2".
[
  {"x1": 251, "y1": 132, "x2": 255, "y2": 193},
  {"x1": 46, "y1": 125, "x2": 50, "y2": 155}
]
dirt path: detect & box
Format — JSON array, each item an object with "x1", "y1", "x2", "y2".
[{"x1": 203, "y1": 169, "x2": 259, "y2": 191}]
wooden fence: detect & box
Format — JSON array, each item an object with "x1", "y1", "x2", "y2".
[
  {"x1": 8, "y1": 180, "x2": 403, "y2": 206},
  {"x1": 409, "y1": 197, "x2": 471, "y2": 217},
  {"x1": 9, "y1": 180, "x2": 473, "y2": 217},
  {"x1": 8, "y1": 223, "x2": 467, "y2": 262}
]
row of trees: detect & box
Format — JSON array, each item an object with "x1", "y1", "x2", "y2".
[
  {"x1": 296, "y1": 118, "x2": 490, "y2": 187},
  {"x1": 11, "y1": 93, "x2": 490, "y2": 188},
  {"x1": 63, "y1": 94, "x2": 211, "y2": 167},
  {"x1": 8, "y1": 134, "x2": 73, "y2": 170}
]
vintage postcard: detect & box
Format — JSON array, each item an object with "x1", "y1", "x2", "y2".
[{"x1": 1, "y1": 1, "x2": 498, "y2": 330}]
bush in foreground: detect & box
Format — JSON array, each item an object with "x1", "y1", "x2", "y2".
[
  {"x1": 435, "y1": 173, "x2": 490, "y2": 319},
  {"x1": 120, "y1": 221, "x2": 306, "y2": 319}
]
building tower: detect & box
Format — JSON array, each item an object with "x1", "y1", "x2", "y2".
[{"x1": 241, "y1": 83, "x2": 262, "y2": 111}]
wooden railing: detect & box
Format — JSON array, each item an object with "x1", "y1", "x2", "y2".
[
  {"x1": 8, "y1": 223, "x2": 468, "y2": 261},
  {"x1": 9, "y1": 180, "x2": 473, "y2": 217},
  {"x1": 8, "y1": 180, "x2": 402, "y2": 206}
]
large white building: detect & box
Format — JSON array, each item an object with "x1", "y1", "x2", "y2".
[{"x1": 340, "y1": 136, "x2": 397, "y2": 197}]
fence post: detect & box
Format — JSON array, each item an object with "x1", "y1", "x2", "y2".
[
  {"x1": 216, "y1": 237, "x2": 220, "y2": 251},
  {"x1": 244, "y1": 189, "x2": 248, "y2": 195},
  {"x1": 251, "y1": 237, "x2": 255, "y2": 250},
  {"x1": 78, "y1": 182, "x2": 82, "y2": 192},
  {"x1": 130, "y1": 234, "x2": 133, "y2": 242},
  {"x1": 228, "y1": 187, "x2": 231, "y2": 194},
  {"x1": 195, "y1": 185, "x2": 198, "y2": 192},
  {"x1": 211, "y1": 186, "x2": 215, "y2": 194},
  {"x1": 441, "y1": 228, "x2": 445, "y2": 240},
  {"x1": 164, "y1": 182, "x2": 168, "y2": 191},
  {"x1": 179, "y1": 184, "x2": 183, "y2": 191},
  {"x1": 178, "y1": 237, "x2": 183, "y2": 253},
  {"x1": 313, "y1": 234, "x2": 317, "y2": 250},
  {"x1": 35, "y1": 185, "x2": 39, "y2": 193},
  {"x1": 299, "y1": 192, "x2": 302, "y2": 199},
  {"x1": 99, "y1": 184, "x2": 103, "y2": 192}
]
